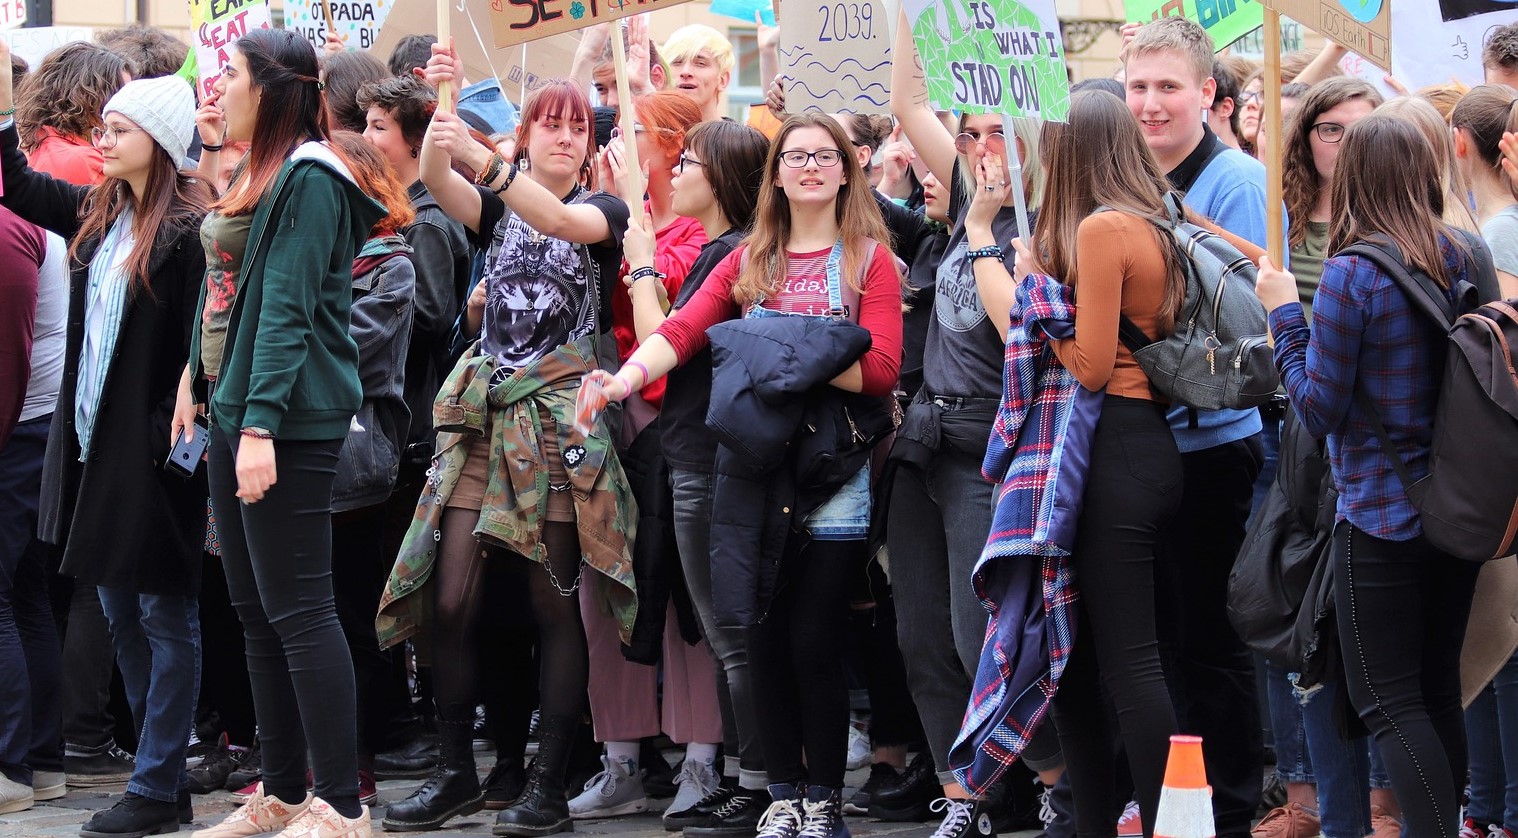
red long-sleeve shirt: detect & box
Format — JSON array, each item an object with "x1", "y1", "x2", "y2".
[
  {"x1": 612, "y1": 209, "x2": 706, "y2": 409},
  {"x1": 654, "y1": 242, "x2": 903, "y2": 397}
]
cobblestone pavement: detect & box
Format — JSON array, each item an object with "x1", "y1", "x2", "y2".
[{"x1": 0, "y1": 768, "x2": 1048, "y2": 838}]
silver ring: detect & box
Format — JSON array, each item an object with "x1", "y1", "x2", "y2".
[{"x1": 985, "y1": 185, "x2": 995, "y2": 191}]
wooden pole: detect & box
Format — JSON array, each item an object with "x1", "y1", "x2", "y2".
[
  {"x1": 610, "y1": 19, "x2": 646, "y2": 227},
  {"x1": 320, "y1": 0, "x2": 337, "y2": 40},
  {"x1": 437, "y1": 0, "x2": 453, "y2": 112},
  {"x1": 1263, "y1": 8, "x2": 1283, "y2": 266}
]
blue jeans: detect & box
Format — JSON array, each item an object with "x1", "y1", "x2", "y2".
[
  {"x1": 0, "y1": 416, "x2": 62, "y2": 785},
  {"x1": 1466, "y1": 649, "x2": 1518, "y2": 827},
  {"x1": 1266, "y1": 663, "x2": 1395, "y2": 838},
  {"x1": 97, "y1": 587, "x2": 201, "y2": 802}
]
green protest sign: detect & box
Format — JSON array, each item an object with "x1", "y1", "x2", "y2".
[
  {"x1": 901, "y1": 0, "x2": 1070, "y2": 121},
  {"x1": 1122, "y1": 0, "x2": 1263, "y2": 52}
]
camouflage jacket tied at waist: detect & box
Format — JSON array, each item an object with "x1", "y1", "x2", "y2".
[{"x1": 376, "y1": 336, "x2": 638, "y2": 649}]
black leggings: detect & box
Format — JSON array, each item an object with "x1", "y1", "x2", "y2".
[
  {"x1": 1050, "y1": 397, "x2": 1182, "y2": 838},
  {"x1": 1334, "y1": 524, "x2": 1478, "y2": 838},
  {"x1": 431, "y1": 509, "x2": 587, "y2": 722},
  {"x1": 747, "y1": 537, "x2": 859, "y2": 790},
  {"x1": 209, "y1": 430, "x2": 360, "y2": 817}
]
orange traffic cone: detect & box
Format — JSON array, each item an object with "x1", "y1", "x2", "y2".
[{"x1": 1154, "y1": 735, "x2": 1215, "y2": 838}]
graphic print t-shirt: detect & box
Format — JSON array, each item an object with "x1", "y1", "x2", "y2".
[
  {"x1": 472, "y1": 186, "x2": 629, "y2": 368},
  {"x1": 199, "y1": 209, "x2": 254, "y2": 378}
]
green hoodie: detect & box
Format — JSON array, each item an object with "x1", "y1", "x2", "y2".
[{"x1": 190, "y1": 142, "x2": 387, "y2": 440}]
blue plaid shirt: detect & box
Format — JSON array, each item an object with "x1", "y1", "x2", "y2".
[{"x1": 1269, "y1": 236, "x2": 1469, "y2": 541}]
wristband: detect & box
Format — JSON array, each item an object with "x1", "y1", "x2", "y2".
[
  {"x1": 625, "y1": 360, "x2": 650, "y2": 390},
  {"x1": 201, "y1": 142, "x2": 224, "y2": 152},
  {"x1": 629, "y1": 266, "x2": 665, "y2": 283},
  {"x1": 476, "y1": 151, "x2": 505, "y2": 186},
  {"x1": 240, "y1": 427, "x2": 275, "y2": 440},
  {"x1": 968, "y1": 245, "x2": 1004, "y2": 262},
  {"x1": 492, "y1": 162, "x2": 518, "y2": 194},
  {"x1": 0, "y1": 107, "x2": 14, "y2": 117}
]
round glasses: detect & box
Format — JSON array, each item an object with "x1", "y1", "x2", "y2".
[
  {"x1": 778, "y1": 149, "x2": 844, "y2": 168},
  {"x1": 954, "y1": 131, "x2": 1007, "y2": 155},
  {"x1": 1311, "y1": 122, "x2": 1349, "y2": 144},
  {"x1": 90, "y1": 126, "x2": 142, "y2": 149}
]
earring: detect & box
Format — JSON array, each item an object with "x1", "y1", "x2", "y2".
[
  {"x1": 520, "y1": 158, "x2": 531, "y2": 171},
  {"x1": 410, "y1": 147, "x2": 418, "y2": 159}
]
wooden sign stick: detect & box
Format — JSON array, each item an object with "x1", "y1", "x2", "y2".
[
  {"x1": 610, "y1": 18, "x2": 646, "y2": 228},
  {"x1": 1263, "y1": 7, "x2": 1283, "y2": 266},
  {"x1": 437, "y1": 0, "x2": 454, "y2": 112},
  {"x1": 321, "y1": 0, "x2": 337, "y2": 39}
]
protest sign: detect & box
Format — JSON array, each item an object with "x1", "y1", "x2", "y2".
[
  {"x1": 778, "y1": 0, "x2": 892, "y2": 113},
  {"x1": 1380, "y1": 0, "x2": 1510, "y2": 89},
  {"x1": 0, "y1": 0, "x2": 25, "y2": 31},
  {"x1": 1257, "y1": 0, "x2": 1389, "y2": 70},
  {"x1": 900, "y1": 0, "x2": 1070, "y2": 121},
  {"x1": 287, "y1": 0, "x2": 394, "y2": 52},
  {"x1": 488, "y1": 0, "x2": 699, "y2": 49},
  {"x1": 1337, "y1": 49, "x2": 1399, "y2": 98},
  {"x1": 710, "y1": 0, "x2": 776, "y2": 25},
  {"x1": 1122, "y1": 0, "x2": 1263, "y2": 52},
  {"x1": 372, "y1": 0, "x2": 578, "y2": 102},
  {"x1": 0, "y1": 26, "x2": 94, "y2": 66},
  {"x1": 189, "y1": 0, "x2": 273, "y2": 99}
]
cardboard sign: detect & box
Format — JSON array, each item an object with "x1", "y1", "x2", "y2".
[
  {"x1": 287, "y1": 0, "x2": 395, "y2": 52},
  {"x1": 900, "y1": 0, "x2": 1070, "y2": 120},
  {"x1": 1258, "y1": 0, "x2": 1390, "y2": 70},
  {"x1": 1380, "y1": 0, "x2": 1513, "y2": 89},
  {"x1": 488, "y1": 0, "x2": 700, "y2": 49},
  {"x1": 0, "y1": 25, "x2": 94, "y2": 66},
  {"x1": 372, "y1": 0, "x2": 578, "y2": 102},
  {"x1": 0, "y1": 0, "x2": 26, "y2": 31},
  {"x1": 1122, "y1": 0, "x2": 1263, "y2": 52},
  {"x1": 779, "y1": 0, "x2": 892, "y2": 113},
  {"x1": 189, "y1": 0, "x2": 274, "y2": 100}
]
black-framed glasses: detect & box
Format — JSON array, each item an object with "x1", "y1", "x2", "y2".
[
  {"x1": 1238, "y1": 90, "x2": 1263, "y2": 107},
  {"x1": 90, "y1": 126, "x2": 141, "y2": 149},
  {"x1": 678, "y1": 153, "x2": 705, "y2": 173},
  {"x1": 953, "y1": 131, "x2": 1007, "y2": 155},
  {"x1": 778, "y1": 149, "x2": 844, "y2": 168},
  {"x1": 1311, "y1": 121, "x2": 1349, "y2": 144}
]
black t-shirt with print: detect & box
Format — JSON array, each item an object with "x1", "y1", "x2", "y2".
[{"x1": 661, "y1": 227, "x2": 744, "y2": 474}]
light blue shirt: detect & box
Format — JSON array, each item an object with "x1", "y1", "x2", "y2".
[{"x1": 76, "y1": 207, "x2": 134, "y2": 459}]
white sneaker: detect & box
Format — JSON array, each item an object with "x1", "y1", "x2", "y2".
[
  {"x1": 665, "y1": 758, "x2": 721, "y2": 825},
  {"x1": 568, "y1": 755, "x2": 647, "y2": 819},
  {"x1": 0, "y1": 774, "x2": 33, "y2": 814},
  {"x1": 32, "y1": 770, "x2": 66, "y2": 801},
  {"x1": 275, "y1": 798, "x2": 370, "y2": 837},
  {"x1": 845, "y1": 725, "x2": 871, "y2": 772},
  {"x1": 193, "y1": 782, "x2": 311, "y2": 837}
]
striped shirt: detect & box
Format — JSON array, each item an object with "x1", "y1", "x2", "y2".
[{"x1": 76, "y1": 208, "x2": 134, "y2": 459}]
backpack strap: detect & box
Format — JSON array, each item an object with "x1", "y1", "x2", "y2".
[
  {"x1": 1351, "y1": 385, "x2": 1419, "y2": 496},
  {"x1": 1338, "y1": 240, "x2": 1458, "y2": 330}
]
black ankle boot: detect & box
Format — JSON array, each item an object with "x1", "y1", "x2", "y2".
[
  {"x1": 382, "y1": 710, "x2": 485, "y2": 832},
  {"x1": 493, "y1": 714, "x2": 577, "y2": 836}
]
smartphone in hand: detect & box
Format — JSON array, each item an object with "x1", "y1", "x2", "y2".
[{"x1": 165, "y1": 415, "x2": 211, "y2": 479}]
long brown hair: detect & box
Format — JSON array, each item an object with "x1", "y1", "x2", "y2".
[
  {"x1": 1036, "y1": 90, "x2": 1186, "y2": 333},
  {"x1": 1451, "y1": 84, "x2": 1518, "y2": 202},
  {"x1": 216, "y1": 29, "x2": 335, "y2": 217},
  {"x1": 732, "y1": 113, "x2": 894, "y2": 308},
  {"x1": 1283, "y1": 78, "x2": 1383, "y2": 249},
  {"x1": 70, "y1": 140, "x2": 211, "y2": 297},
  {"x1": 1375, "y1": 96, "x2": 1478, "y2": 232},
  {"x1": 1328, "y1": 113, "x2": 1467, "y2": 288},
  {"x1": 330, "y1": 132, "x2": 415, "y2": 236},
  {"x1": 684, "y1": 120, "x2": 768, "y2": 231},
  {"x1": 15, "y1": 42, "x2": 128, "y2": 152}
]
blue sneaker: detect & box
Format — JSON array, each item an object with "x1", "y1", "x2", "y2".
[
  {"x1": 798, "y1": 787, "x2": 850, "y2": 838},
  {"x1": 756, "y1": 784, "x2": 805, "y2": 838}
]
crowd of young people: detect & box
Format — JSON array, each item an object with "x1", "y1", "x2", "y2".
[{"x1": 3, "y1": 13, "x2": 1518, "y2": 838}]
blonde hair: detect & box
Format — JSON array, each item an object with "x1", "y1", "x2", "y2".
[
  {"x1": 1416, "y1": 81, "x2": 1472, "y2": 122},
  {"x1": 1125, "y1": 16, "x2": 1213, "y2": 85},
  {"x1": 1376, "y1": 96, "x2": 1478, "y2": 232},
  {"x1": 953, "y1": 113, "x2": 1044, "y2": 213},
  {"x1": 1280, "y1": 50, "x2": 1338, "y2": 84},
  {"x1": 662, "y1": 25, "x2": 734, "y2": 76}
]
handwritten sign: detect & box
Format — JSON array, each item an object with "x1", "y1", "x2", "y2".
[
  {"x1": 779, "y1": 0, "x2": 892, "y2": 113},
  {"x1": 1379, "y1": 0, "x2": 1508, "y2": 89},
  {"x1": 488, "y1": 0, "x2": 700, "y2": 49},
  {"x1": 900, "y1": 0, "x2": 1070, "y2": 120},
  {"x1": 0, "y1": 0, "x2": 26, "y2": 32},
  {"x1": 373, "y1": 0, "x2": 578, "y2": 102},
  {"x1": 189, "y1": 0, "x2": 273, "y2": 99},
  {"x1": 287, "y1": 0, "x2": 394, "y2": 52},
  {"x1": 1258, "y1": 0, "x2": 1389, "y2": 70},
  {"x1": 1122, "y1": 0, "x2": 1263, "y2": 52},
  {"x1": 0, "y1": 26, "x2": 94, "y2": 66}
]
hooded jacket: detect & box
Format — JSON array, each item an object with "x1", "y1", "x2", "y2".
[{"x1": 188, "y1": 142, "x2": 388, "y2": 441}]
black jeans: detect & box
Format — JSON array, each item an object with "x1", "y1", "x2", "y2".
[
  {"x1": 0, "y1": 416, "x2": 62, "y2": 783},
  {"x1": 1334, "y1": 523, "x2": 1479, "y2": 838},
  {"x1": 747, "y1": 537, "x2": 858, "y2": 790},
  {"x1": 1155, "y1": 435, "x2": 1264, "y2": 837},
  {"x1": 209, "y1": 429, "x2": 359, "y2": 813},
  {"x1": 1050, "y1": 396, "x2": 1182, "y2": 838},
  {"x1": 332, "y1": 506, "x2": 414, "y2": 757},
  {"x1": 847, "y1": 561, "x2": 924, "y2": 750}
]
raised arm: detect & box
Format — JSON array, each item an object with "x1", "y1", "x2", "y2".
[{"x1": 890, "y1": 8, "x2": 957, "y2": 188}]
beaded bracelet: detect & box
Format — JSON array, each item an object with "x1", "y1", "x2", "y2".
[
  {"x1": 491, "y1": 162, "x2": 519, "y2": 194},
  {"x1": 629, "y1": 266, "x2": 666, "y2": 283},
  {"x1": 240, "y1": 427, "x2": 275, "y2": 440},
  {"x1": 968, "y1": 245, "x2": 1004, "y2": 261},
  {"x1": 0, "y1": 107, "x2": 14, "y2": 117}
]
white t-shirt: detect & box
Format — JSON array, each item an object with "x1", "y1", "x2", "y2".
[{"x1": 21, "y1": 232, "x2": 67, "y2": 423}]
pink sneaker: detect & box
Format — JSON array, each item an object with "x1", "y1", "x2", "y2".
[
  {"x1": 192, "y1": 782, "x2": 312, "y2": 837},
  {"x1": 274, "y1": 797, "x2": 371, "y2": 837},
  {"x1": 1116, "y1": 800, "x2": 1142, "y2": 838}
]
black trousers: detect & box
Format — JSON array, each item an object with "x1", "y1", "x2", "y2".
[
  {"x1": 1051, "y1": 396, "x2": 1182, "y2": 838},
  {"x1": 747, "y1": 536, "x2": 859, "y2": 790},
  {"x1": 209, "y1": 429, "x2": 359, "y2": 813},
  {"x1": 1155, "y1": 434, "x2": 1265, "y2": 837},
  {"x1": 332, "y1": 505, "x2": 415, "y2": 757},
  {"x1": 1334, "y1": 524, "x2": 1479, "y2": 838}
]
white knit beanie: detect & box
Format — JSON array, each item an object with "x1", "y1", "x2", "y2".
[{"x1": 102, "y1": 76, "x2": 196, "y2": 168}]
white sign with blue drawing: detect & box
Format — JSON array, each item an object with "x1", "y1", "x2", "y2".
[{"x1": 778, "y1": 0, "x2": 892, "y2": 114}]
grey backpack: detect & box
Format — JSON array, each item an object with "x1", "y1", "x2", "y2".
[{"x1": 1116, "y1": 193, "x2": 1279, "y2": 410}]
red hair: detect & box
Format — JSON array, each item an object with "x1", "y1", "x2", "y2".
[
  {"x1": 512, "y1": 78, "x2": 596, "y2": 186},
  {"x1": 633, "y1": 91, "x2": 702, "y2": 161},
  {"x1": 330, "y1": 131, "x2": 415, "y2": 236}
]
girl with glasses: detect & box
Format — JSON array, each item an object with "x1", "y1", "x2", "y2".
[{"x1": 579, "y1": 112, "x2": 903, "y2": 838}]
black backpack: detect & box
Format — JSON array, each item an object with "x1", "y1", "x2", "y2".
[{"x1": 1342, "y1": 236, "x2": 1516, "y2": 562}]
